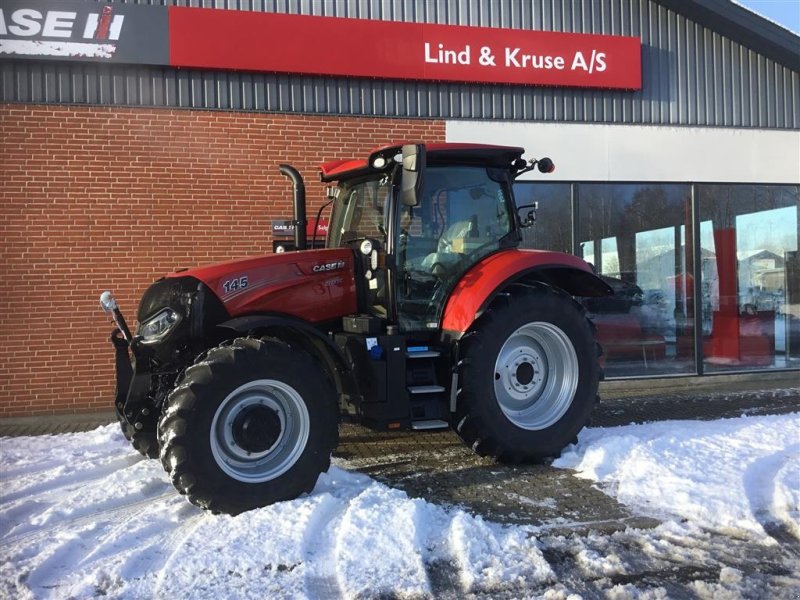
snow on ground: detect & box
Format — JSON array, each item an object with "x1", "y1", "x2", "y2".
[
  {"x1": 0, "y1": 425, "x2": 552, "y2": 599},
  {"x1": 0, "y1": 412, "x2": 798, "y2": 599},
  {"x1": 553, "y1": 412, "x2": 800, "y2": 541}
]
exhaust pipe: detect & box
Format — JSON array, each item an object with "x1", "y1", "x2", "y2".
[{"x1": 279, "y1": 164, "x2": 307, "y2": 251}]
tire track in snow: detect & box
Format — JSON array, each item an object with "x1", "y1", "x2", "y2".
[
  {"x1": 80, "y1": 501, "x2": 204, "y2": 575},
  {"x1": 115, "y1": 517, "x2": 206, "y2": 598},
  {"x1": 1, "y1": 458, "x2": 70, "y2": 480},
  {"x1": 743, "y1": 443, "x2": 800, "y2": 551},
  {"x1": 424, "y1": 559, "x2": 463, "y2": 600},
  {"x1": 333, "y1": 485, "x2": 433, "y2": 599},
  {"x1": 14, "y1": 497, "x2": 186, "y2": 599},
  {"x1": 23, "y1": 535, "x2": 92, "y2": 597},
  {"x1": 1, "y1": 454, "x2": 143, "y2": 505},
  {"x1": 0, "y1": 492, "x2": 174, "y2": 550},
  {"x1": 151, "y1": 513, "x2": 211, "y2": 597},
  {"x1": 302, "y1": 493, "x2": 348, "y2": 600}
]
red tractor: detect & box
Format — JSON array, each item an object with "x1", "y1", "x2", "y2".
[{"x1": 100, "y1": 143, "x2": 611, "y2": 515}]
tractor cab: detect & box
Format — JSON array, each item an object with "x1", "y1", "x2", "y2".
[{"x1": 322, "y1": 143, "x2": 528, "y2": 333}]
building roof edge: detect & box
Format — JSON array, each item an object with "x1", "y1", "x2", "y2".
[{"x1": 657, "y1": 0, "x2": 800, "y2": 71}]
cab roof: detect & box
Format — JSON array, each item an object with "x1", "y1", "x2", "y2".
[{"x1": 319, "y1": 142, "x2": 525, "y2": 182}]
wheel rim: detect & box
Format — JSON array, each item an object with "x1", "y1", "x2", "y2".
[
  {"x1": 210, "y1": 379, "x2": 310, "y2": 483},
  {"x1": 493, "y1": 322, "x2": 579, "y2": 430}
]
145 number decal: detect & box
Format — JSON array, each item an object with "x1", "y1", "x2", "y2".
[{"x1": 222, "y1": 276, "x2": 249, "y2": 294}]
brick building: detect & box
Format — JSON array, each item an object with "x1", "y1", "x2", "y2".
[{"x1": 1, "y1": 0, "x2": 798, "y2": 416}]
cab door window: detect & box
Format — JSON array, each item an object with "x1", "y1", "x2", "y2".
[
  {"x1": 329, "y1": 175, "x2": 391, "y2": 247},
  {"x1": 397, "y1": 165, "x2": 512, "y2": 331}
]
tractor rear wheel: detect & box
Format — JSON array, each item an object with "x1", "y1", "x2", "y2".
[
  {"x1": 454, "y1": 284, "x2": 600, "y2": 462},
  {"x1": 157, "y1": 337, "x2": 338, "y2": 515}
]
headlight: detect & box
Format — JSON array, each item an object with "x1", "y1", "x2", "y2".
[{"x1": 138, "y1": 308, "x2": 181, "y2": 344}]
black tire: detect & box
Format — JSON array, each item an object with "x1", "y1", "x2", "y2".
[
  {"x1": 115, "y1": 407, "x2": 159, "y2": 459},
  {"x1": 454, "y1": 283, "x2": 600, "y2": 462},
  {"x1": 157, "y1": 337, "x2": 338, "y2": 515}
]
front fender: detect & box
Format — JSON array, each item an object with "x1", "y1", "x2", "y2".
[
  {"x1": 440, "y1": 249, "x2": 612, "y2": 335},
  {"x1": 217, "y1": 313, "x2": 355, "y2": 398},
  {"x1": 218, "y1": 314, "x2": 348, "y2": 369}
]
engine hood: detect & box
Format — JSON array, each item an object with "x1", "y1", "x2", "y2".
[{"x1": 166, "y1": 248, "x2": 358, "y2": 322}]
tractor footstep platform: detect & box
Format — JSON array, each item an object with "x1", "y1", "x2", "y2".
[{"x1": 411, "y1": 419, "x2": 449, "y2": 430}]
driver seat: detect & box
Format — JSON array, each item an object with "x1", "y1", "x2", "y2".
[{"x1": 421, "y1": 217, "x2": 477, "y2": 278}]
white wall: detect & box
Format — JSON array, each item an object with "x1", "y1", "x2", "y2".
[{"x1": 446, "y1": 121, "x2": 800, "y2": 184}]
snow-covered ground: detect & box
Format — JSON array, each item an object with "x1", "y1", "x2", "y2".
[
  {"x1": 553, "y1": 413, "x2": 800, "y2": 541},
  {"x1": 1, "y1": 412, "x2": 798, "y2": 599}
]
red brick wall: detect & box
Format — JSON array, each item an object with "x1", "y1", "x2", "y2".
[{"x1": 0, "y1": 105, "x2": 445, "y2": 417}]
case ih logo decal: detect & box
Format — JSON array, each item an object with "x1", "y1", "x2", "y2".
[
  {"x1": 1, "y1": 1, "x2": 641, "y2": 90},
  {"x1": 0, "y1": 0, "x2": 167, "y2": 64},
  {"x1": 312, "y1": 261, "x2": 346, "y2": 273},
  {"x1": 0, "y1": 5, "x2": 124, "y2": 58}
]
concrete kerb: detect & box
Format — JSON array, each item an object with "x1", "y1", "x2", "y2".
[{"x1": 0, "y1": 411, "x2": 116, "y2": 438}]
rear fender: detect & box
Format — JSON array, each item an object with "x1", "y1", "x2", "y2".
[{"x1": 440, "y1": 249, "x2": 612, "y2": 337}]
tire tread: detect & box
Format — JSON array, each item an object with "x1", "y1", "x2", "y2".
[
  {"x1": 158, "y1": 336, "x2": 337, "y2": 515},
  {"x1": 454, "y1": 283, "x2": 601, "y2": 463}
]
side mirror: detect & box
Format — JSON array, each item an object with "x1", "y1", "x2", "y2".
[
  {"x1": 401, "y1": 144, "x2": 426, "y2": 207},
  {"x1": 517, "y1": 202, "x2": 538, "y2": 228}
]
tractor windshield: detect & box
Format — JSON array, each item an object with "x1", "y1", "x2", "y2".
[
  {"x1": 396, "y1": 165, "x2": 514, "y2": 331},
  {"x1": 328, "y1": 173, "x2": 393, "y2": 248}
]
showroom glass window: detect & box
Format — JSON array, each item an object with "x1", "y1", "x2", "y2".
[
  {"x1": 577, "y1": 184, "x2": 695, "y2": 377},
  {"x1": 697, "y1": 185, "x2": 800, "y2": 372},
  {"x1": 513, "y1": 183, "x2": 572, "y2": 253}
]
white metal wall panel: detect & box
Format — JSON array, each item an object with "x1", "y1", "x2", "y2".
[{"x1": 446, "y1": 120, "x2": 800, "y2": 183}]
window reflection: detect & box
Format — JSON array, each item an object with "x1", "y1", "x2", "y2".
[
  {"x1": 512, "y1": 181, "x2": 800, "y2": 378},
  {"x1": 577, "y1": 184, "x2": 694, "y2": 377},
  {"x1": 698, "y1": 186, "x2": 800, "y2": 371},
  {"x1": 514, "y1": 183, "x2": 572, "y2": 253}
]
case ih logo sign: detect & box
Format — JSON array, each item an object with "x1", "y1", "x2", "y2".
[
  {"x1": 0, "y1": 5, "x2": 124, "y2": 58},
  {"x1": 1, "y1": 1, "x2": 641, "y2": 90},
  {"x1": 0, "y1": 0, "x2": 167, "y2": 63}
]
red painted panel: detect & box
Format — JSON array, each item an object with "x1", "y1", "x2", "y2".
[
  {"x1": 319, "y1": 159, "x2": 369, "y2": 181},
  {"x1": 441, "y1": 249, "x2": 598, "y2": 333},
  {"x1": 168, "y1": 8, "x2": 642, "y2": 90},
  {"x1": 708, "y1": 228, "x2": 740, "y2": 360},
  {"x1": 168, "y1": 248, "x2": 357, "y2": 322}
]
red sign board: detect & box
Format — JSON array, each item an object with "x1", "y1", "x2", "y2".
[
  {"x1": 1, "y1": 2, "x2": 641, "y2": 90},
  {"x1": 169, "y1": 8, "x2": 641, "y2": 90}
]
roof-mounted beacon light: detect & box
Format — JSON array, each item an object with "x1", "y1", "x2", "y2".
[
  {"x1": 513, "y1": 156, "x2": 556, "y2": 179},
  {"x1": 537, "y1": 157, "x2": 555, "y2": 173}
]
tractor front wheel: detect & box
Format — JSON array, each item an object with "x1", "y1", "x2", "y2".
[
  {"x1": 157, "y1": 337, "x2": 338, "y2": 515},
  {"x1": 454, "y1": 284, "x2": 600, "y2": 462}
]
